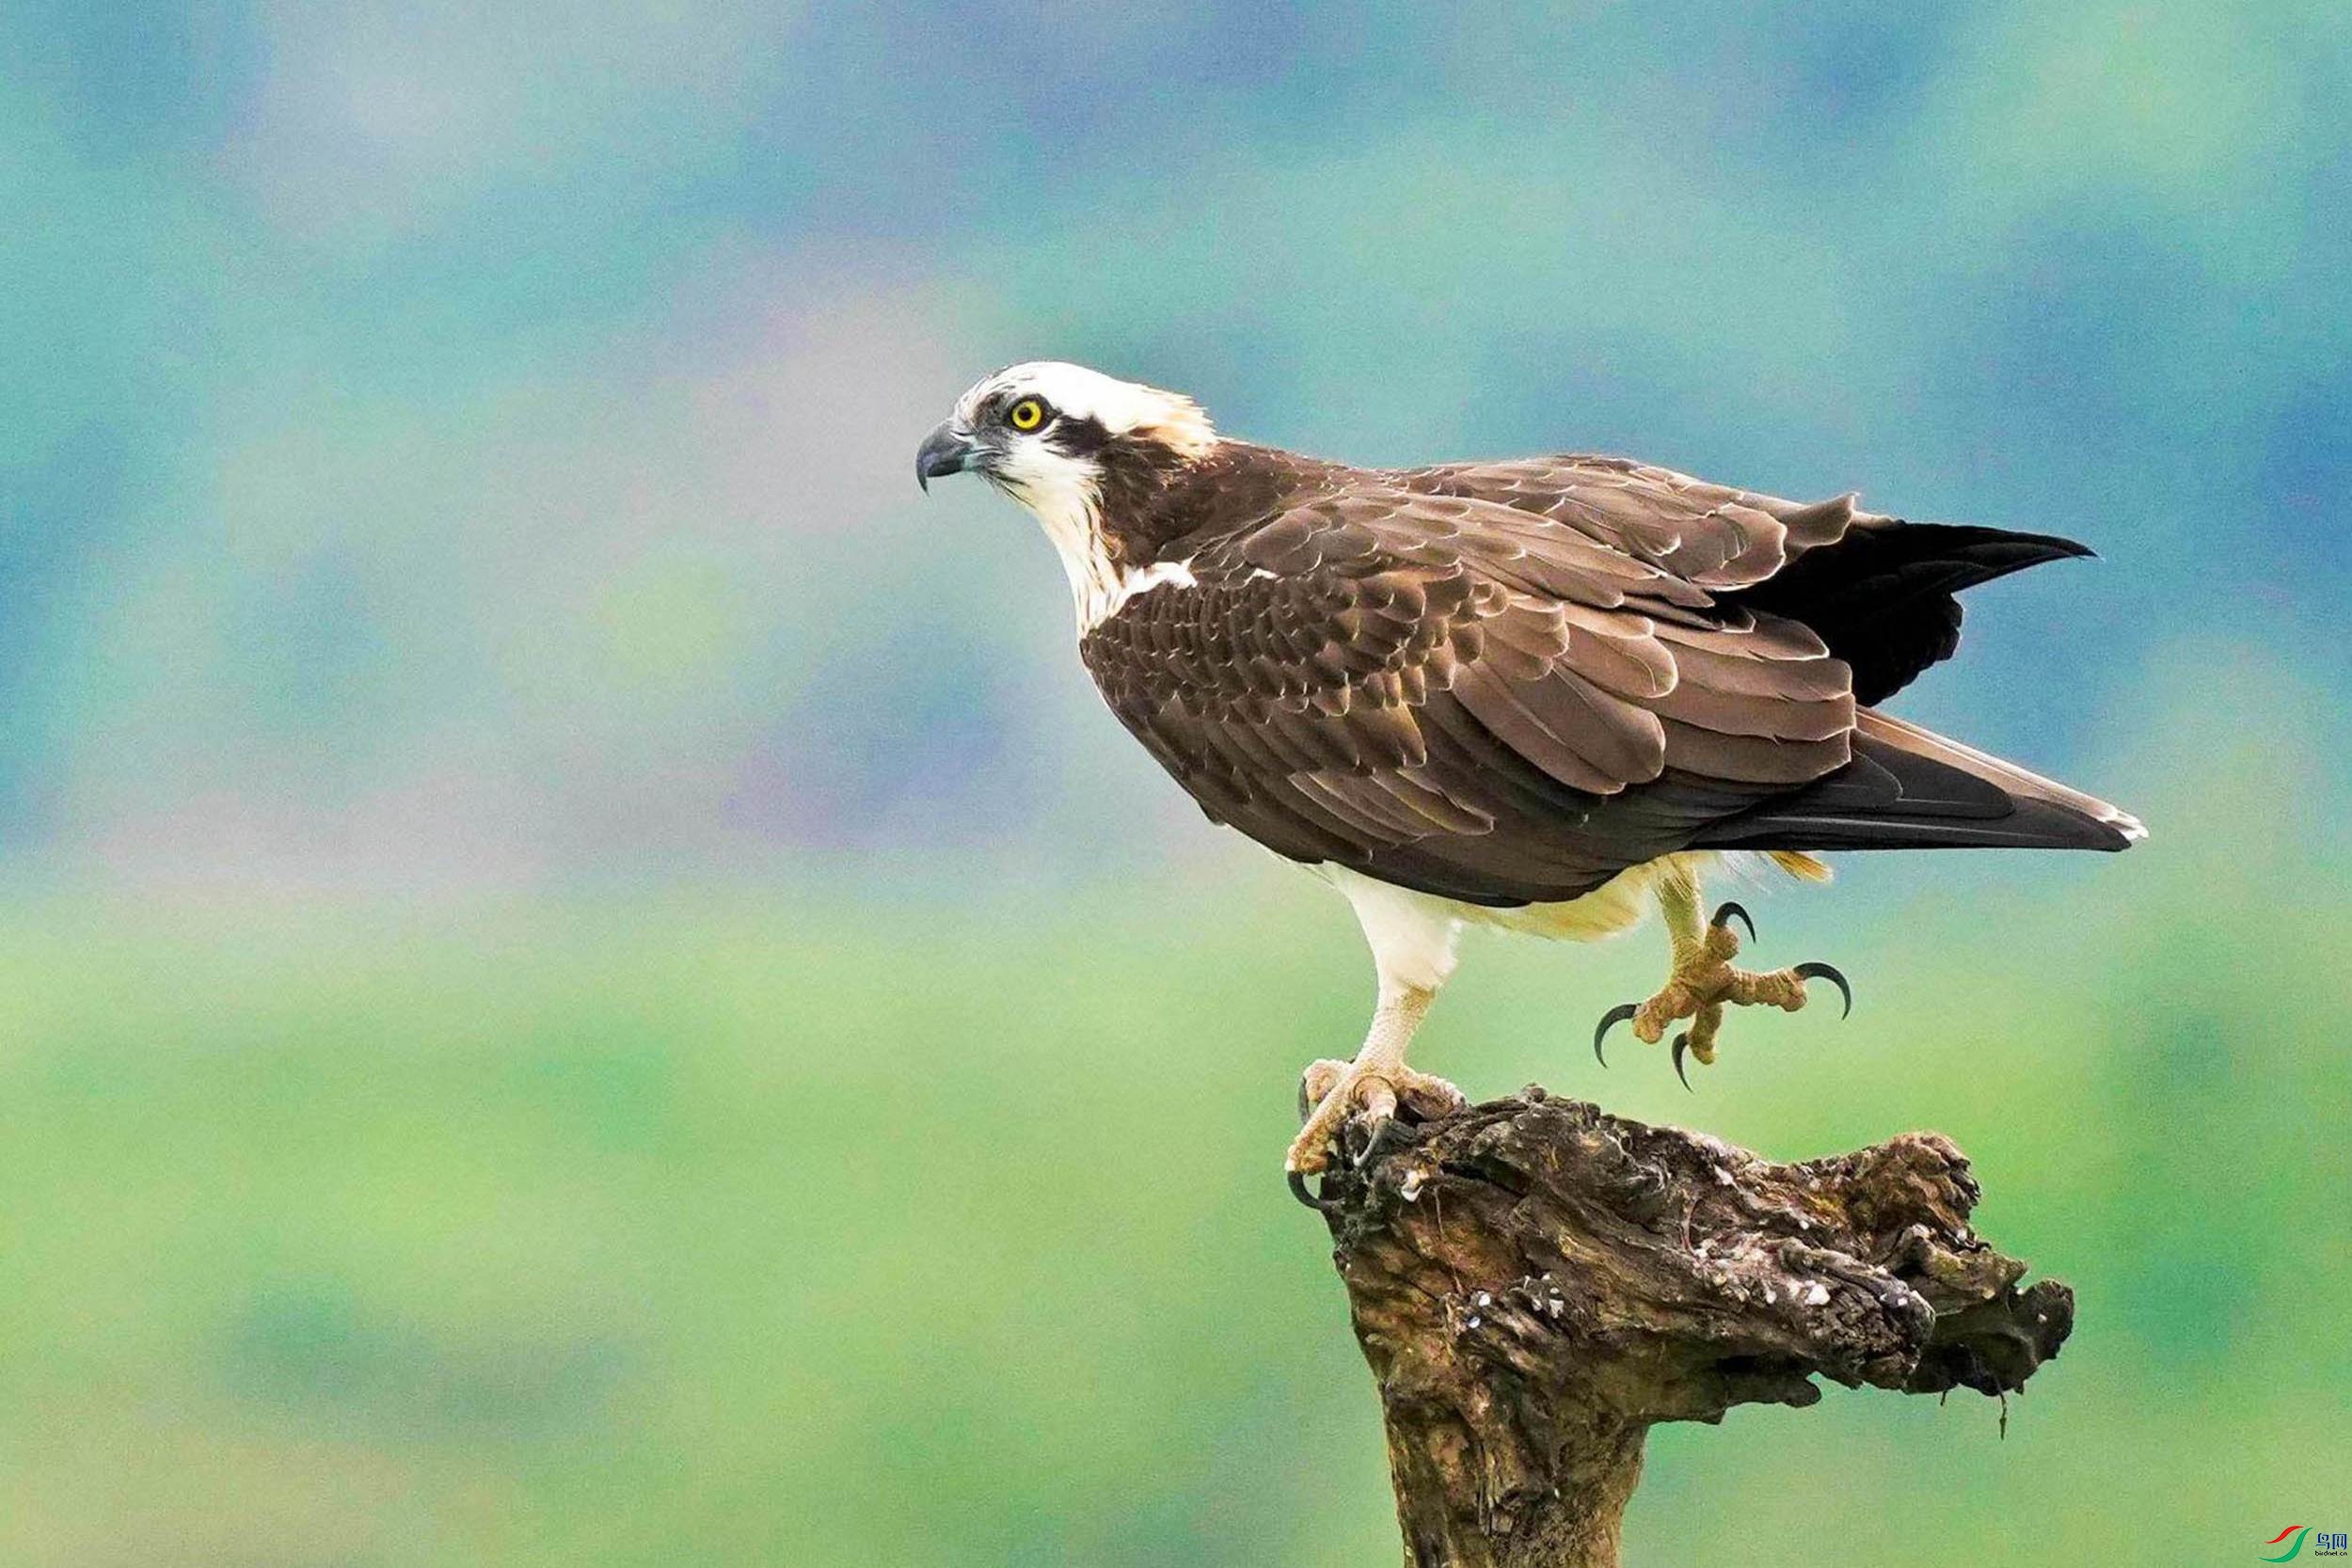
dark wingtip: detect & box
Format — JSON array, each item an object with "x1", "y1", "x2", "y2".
[{"x1": 2024, "y1": 531, "x2": 2097, "y2": 562}]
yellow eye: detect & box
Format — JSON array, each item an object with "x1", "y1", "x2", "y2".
[{"x1": 1008, "y1": 397, "x2": 1045, "y2": 432}]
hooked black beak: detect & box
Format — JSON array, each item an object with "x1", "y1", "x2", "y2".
[{"x1": 915, "y1": 421, "x2": 977, "y2": 492}]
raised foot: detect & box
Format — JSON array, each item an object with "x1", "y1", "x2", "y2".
[
  {"x1": 1286, "y1": 1055, "x2": 1465, "y2": 1210},
  {"x1": 1592, "y1": 901, "x2": 1851, "y2": 1088}
]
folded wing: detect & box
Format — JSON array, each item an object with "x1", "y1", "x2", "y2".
[
  {"x1": 1401, "y1": 455, "x2": 2095, "y2": 704},
  {"x1": 1081, "y1": 469, "x2": 2135, "y2": 908},
  {"x1": 1081, "y1": 486, "x2": 1852, "y2": 904}
]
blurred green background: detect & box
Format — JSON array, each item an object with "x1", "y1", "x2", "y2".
[{"x1": 3, "y1": 1, "x2": 2347, "y2": 1562}]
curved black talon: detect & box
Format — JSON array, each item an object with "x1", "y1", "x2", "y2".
[
  {"x1": 1671, "y1": 1032, "x2": 1696, "y2": 1091},
  {"x1": 1593, "y1": 1002, "x2": 1639, "y2": 1067},
  {"x1": 1355, "y1": 1117, "x2": 1404, "y2": 1170},
  {"x1": 1288, "y1": 1169, "x2": 1340, "y2": 1212},
  {"x1": 1296, "y1": 1076, "x2": 1313, "y2": 1123},
  {"x1": 1792, "y1": 960, "x2": 1853, "y2": 1018},
  {"x1": 1710, "y1": 901, "x2": 1756, "y2": 941}
]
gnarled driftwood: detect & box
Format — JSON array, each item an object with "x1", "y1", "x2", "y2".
[{"x1": 1300, "y1": 1088, "x2": 2072, "y2": 1568}]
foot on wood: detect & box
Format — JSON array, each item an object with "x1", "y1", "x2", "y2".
[{"x1": 1287, "y1": 1055, "x2": 1465, "y2": 1209}]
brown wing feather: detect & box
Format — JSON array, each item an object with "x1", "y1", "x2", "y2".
[
  {"x1": 1080, "y1": 483, "x2": 1857, "y2": 905},
  {"x1": 1397, "y1": 455, "x2": 1867, "y2": 588},
  {"x1": 1406, "y1": 456, "x2": 2104, "y2": 704}
]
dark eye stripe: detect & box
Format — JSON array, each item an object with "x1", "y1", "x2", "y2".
[{"x1": 1051, "y1": 415, "x2": 1111, "y2": 455}]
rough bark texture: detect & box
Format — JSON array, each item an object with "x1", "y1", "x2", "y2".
[{"x1": 1302, "y1": 1088, "x2": 2073, "y2": 1568}]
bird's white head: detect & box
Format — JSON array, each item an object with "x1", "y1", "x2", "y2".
[
  {"x1": 914, "y1": 362, "x2": 1219, "y2": 626},
  {"x1": 914, "y1": 361, "x2": 1216, "y2": 503}
]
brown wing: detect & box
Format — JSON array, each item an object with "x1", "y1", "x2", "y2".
[
  {"x1": 1395, "y1": 454, "x2": 1867, "y2": 589},
  {"x1": 1397, "y1": 455, "x2": 2097, "y2": 703},
  {"x1": 1079, "y1": 484, "x2": 1855, "y2": 906}
]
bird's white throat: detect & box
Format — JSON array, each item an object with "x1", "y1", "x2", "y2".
[
  {"x1": 995, "y1": 467, "x2": 1198, "y2": 632},
  {"x1": 959, "y1": 361, "x2": 1219, "y2": 631},
  {"x1": 995, "y1": 463, "x2": 1120, "y2": 628}
]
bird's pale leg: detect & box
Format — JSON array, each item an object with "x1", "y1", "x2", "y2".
[
  {"x1": 1592, "y1": 863, "x2": 1851, "y2": 1085},
  {"x1": 1287, "y1": 982, "x2": 1463, "y2": 1186}
]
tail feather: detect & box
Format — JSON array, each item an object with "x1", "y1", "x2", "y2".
[{"x1": 1693, "y1": 709, "x2": 2145, "y2": 854}]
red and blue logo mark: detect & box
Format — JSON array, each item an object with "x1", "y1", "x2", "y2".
[{"x1": 2265, "y1": 1527, "x2": 2351, "y2": 1560}]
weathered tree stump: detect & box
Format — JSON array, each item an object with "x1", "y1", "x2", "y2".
[{"x1": 1299, "y1": 1088, "x2": 2073, "y2": 1568}]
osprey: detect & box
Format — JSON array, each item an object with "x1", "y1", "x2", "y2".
[{"x1": 915, "y1": 362, "x2": 2144, "y2": 1206}]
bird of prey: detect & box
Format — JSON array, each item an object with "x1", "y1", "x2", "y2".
[{"x1": 915, "y1": 363, "x2": 2144, "y2": 1205}]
